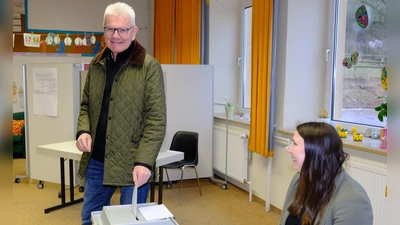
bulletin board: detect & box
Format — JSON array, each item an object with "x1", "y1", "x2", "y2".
[
  {"x1": 13, "y1": 14, "x2": 104, "y2": 56},
  {"x1": 13, "y1": 0, "x2": 152, "y2": 55}
]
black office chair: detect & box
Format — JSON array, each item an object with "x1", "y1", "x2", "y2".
[{"x1": 164, "y1": 131, "x2": 202, "y2": 201}]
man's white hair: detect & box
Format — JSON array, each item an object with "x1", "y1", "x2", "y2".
[{"x1": 103, "y1": 2, "x2": 136, "y2": 27}]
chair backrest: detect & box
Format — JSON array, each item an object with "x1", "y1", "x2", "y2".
[{"x1": 170, "y1": 131, "x2": 199, "y2": 165}]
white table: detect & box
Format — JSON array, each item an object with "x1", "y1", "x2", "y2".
[{"x1": 37, "y1": 141, "x2": 183, "y2": 213}]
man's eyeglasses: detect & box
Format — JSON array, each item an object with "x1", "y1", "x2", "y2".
[{"x1": 103, "y1": 27, "x2": 134, "y2": 36}]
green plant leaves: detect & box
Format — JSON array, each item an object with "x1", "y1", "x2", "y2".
[{"x1": 375, "y1": 102, "x2": 387, "y2": 122}]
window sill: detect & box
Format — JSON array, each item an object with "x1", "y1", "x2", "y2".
[
  {"x1": 277, "y1": 129, "x2": 387, "y2": 156},
  {"x1": 214, "y1": 113, "x2": 250, "y2": 126}
]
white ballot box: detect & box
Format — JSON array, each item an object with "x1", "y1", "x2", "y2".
[
  {"x1": 91, "y1": 185, "x2": 178, "y2": 225},
  {"x1": 91, "y1": 203, "x2": 178, "y2": 225}
]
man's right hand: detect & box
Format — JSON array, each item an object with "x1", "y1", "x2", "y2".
[{"x1": 76, "y1": 133, "x2": 92, "y2": 152}]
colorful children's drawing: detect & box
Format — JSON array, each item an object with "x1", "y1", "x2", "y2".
[
  {"x1": 64, "y1": 33, "x2": 73, "y2": 46},
  {"x1": 342, "y1": 51, "x2": 359, "y2": 69},
  {"x1": 23, "y1": 33, "x2": 41, "y2": 48},
  {"x1": 40, "y1": 40, "x2": 47, "y2": 53},
  {"x1": 56, "y1": 40, "x2": 65, "y2": 53},
  {"x1": 92, "y1": 42, "x2": 101, "y2": 55},
  {"x1": 355, "y1": 5, "x2": 368, "y2": 28},
  {"x1": 45, "y1": 33, "x2": 56, "y2": 46},
  {"x1": 381, "y1": 66, "x2": 387, "y2": 91},
  {"x1": 90, "y1": 33, "x2": 97, "y2": 45}
]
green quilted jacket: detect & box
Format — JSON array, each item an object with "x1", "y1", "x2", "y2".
[{"x1": 77, "y1": 40, "x2": 166, "y2": 186}]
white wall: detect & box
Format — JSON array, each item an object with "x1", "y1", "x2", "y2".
[
  {"x1": 209, "y1": 0, "x2": 242, "y2": 113},
  {"x1": 271, "y1": 0, "x2": 331, "y2": 209}
]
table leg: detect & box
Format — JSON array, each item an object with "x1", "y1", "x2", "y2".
[
  {"x1": 44, "y1": 157, "x2": 83, "y2": 214},
  {"x1": 69, "y1": 159, "x2": 74, "y2": 201},
  {"x1": 60, "y1": 157, "x2": 65, "y2": 204},
  {"x1": 150, "y1": 167, "x2": 155, "y2": 202},
  {"x1": 158, "y1": 166, "x2": 163, "y2": 204}
]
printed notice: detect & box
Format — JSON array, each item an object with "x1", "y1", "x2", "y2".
[{"x1": 33, "y1": 68, "x2": 58, "y2": 116}]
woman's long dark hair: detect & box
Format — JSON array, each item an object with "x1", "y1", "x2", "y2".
[{"x1": 287, "y1": 122, "x2": 349, "y2": 225}]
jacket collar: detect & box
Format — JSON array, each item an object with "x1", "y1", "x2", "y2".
[{"x1": 92, "y1": 39, "x2": 146, "y2": 66}]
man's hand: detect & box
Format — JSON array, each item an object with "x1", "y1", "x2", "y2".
[
  {"x1": 132, "y1": 165, "x2": 151, "y2": 187},
  {"x1": 76, "y1": 133, "x2": 92, "y2": 152}
]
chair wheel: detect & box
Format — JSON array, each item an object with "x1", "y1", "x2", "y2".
[
  {"x1": 15, "y1": 178, "x2": 20, "y2": 183},
  {"x1": 221, "y1": 184, "x2": 227, "y2": 190},
  {"x1": 38, "y1": 180, "x2": 44, "y2": 189},
  {"x1": 166, "y1": 183, "x2": 172, "y2": 189},
  {"x1": 79, "y1": 186, "x2": 84, "y2": 192}
]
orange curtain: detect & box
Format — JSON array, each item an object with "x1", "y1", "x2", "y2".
[
  {"x1": 154, "y1": 0, "x2": 201, "y2": 64},
  {"x1": 175, "y1": 0, "x2": 201, "y2": 64},
  {"x1": 248, "y1": 0, "x2": 274, "y2": 157},
  {"x1": 154, "y1": 0, "x2": 175, "y2": 64}
]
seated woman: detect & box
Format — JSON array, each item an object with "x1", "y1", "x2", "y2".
[{"x1": 279, "y1": 122, "x2": 373, "y2": 225}]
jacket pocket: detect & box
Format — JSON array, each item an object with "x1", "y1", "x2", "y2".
[{"x1": 125, "y1": 141, "x2": 139, "y2": 167}]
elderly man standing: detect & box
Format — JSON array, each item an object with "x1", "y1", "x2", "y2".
[{"x1": 75, "y1": 2, "x2": 166, "y2": 225}]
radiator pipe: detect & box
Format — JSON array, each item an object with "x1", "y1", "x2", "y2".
[
  {"x1": 244, "y1": 179, "x2": 252, "y2": 202},
  {"x1": 266, "y1": 157, "x2": 272, "y2": 211},
  {"x1": 265, "y1": 136, "x2": 291, "y2": 212},
  {"x1": 248, "y1": 150, "x2": 252, "y2": 162},
  {"x1": 239, "y1": 134, "x2": 253, "y2": 162}
]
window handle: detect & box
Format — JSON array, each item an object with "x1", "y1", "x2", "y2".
[{"x1": 326, "y1": 49, "x2": 331, "y2": 62}]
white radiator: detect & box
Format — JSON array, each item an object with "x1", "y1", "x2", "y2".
[
  {"x1": 213, "y1": 125, "x2": 249, "y2": 183},
  {"x1": 346, "y1": 159, "x2": 387, "y2": 225}
]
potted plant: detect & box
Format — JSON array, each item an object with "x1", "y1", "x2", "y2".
[
  {"x1": 375, "y1": 66, "x2": 387, "y2": 123},
  {"x1": 223, "y1": 97, "x2": 235, "y2": 118},
  {"x1": 374, "y1": 96, "x2": 387, "y2": 122}
]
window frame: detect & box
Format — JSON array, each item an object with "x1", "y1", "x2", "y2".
[
  {"x1": 239, "y1": 1, "x2": 252, "y2": 116},
  {"x1": 328, "y1": 0, "x2": 387, "y2": 133}
]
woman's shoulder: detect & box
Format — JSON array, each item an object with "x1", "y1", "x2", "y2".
[
  {"x1": 327, "y1": 171, "x2": 373, "y2": 224},
  {"x1": 332, "y1": 171, "x2": 371, "y2": 206},
  {"x1": 340, "y1": 172, "x2": 369, "y2": 195}
]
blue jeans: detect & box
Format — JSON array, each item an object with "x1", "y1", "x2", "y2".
[{"x1": 81, "y1": 158, "x2": 150, "y2": 225}]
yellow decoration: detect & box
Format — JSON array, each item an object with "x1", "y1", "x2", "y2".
[
  {"x1": 338, "y1": 131, "x2": 348, "y2": 138},
  {"x1": 351, "y1": 126, "x2": 363, "y2": 141},
  {"x1": 318, "y1": 109, "x2": 329, "y2": 118},
  {"x1": 336, "y1": 124, "x2": 348, "y2": 138}
]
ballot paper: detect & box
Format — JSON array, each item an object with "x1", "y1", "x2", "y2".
[
  {"x1": 131, "y1": 185, "x2": 138, "y2": 220},
  {"x1": 131, "y1": 184, "x2": 173, "y2": 221},
  {"x1": 138, "y1": 204, "x2": 174, "y2": 221}
]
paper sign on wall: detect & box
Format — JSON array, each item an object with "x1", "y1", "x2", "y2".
[{"x1": 33, "y1": 68, "x2": 58, "y2": 117}]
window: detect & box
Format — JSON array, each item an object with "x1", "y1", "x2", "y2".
[
  {"x1": 331, "y1": 0, "x2": 387, "y2": 127},
  {"x1": 240, "y1": 3, "x2": 252, "y2": 112}
]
